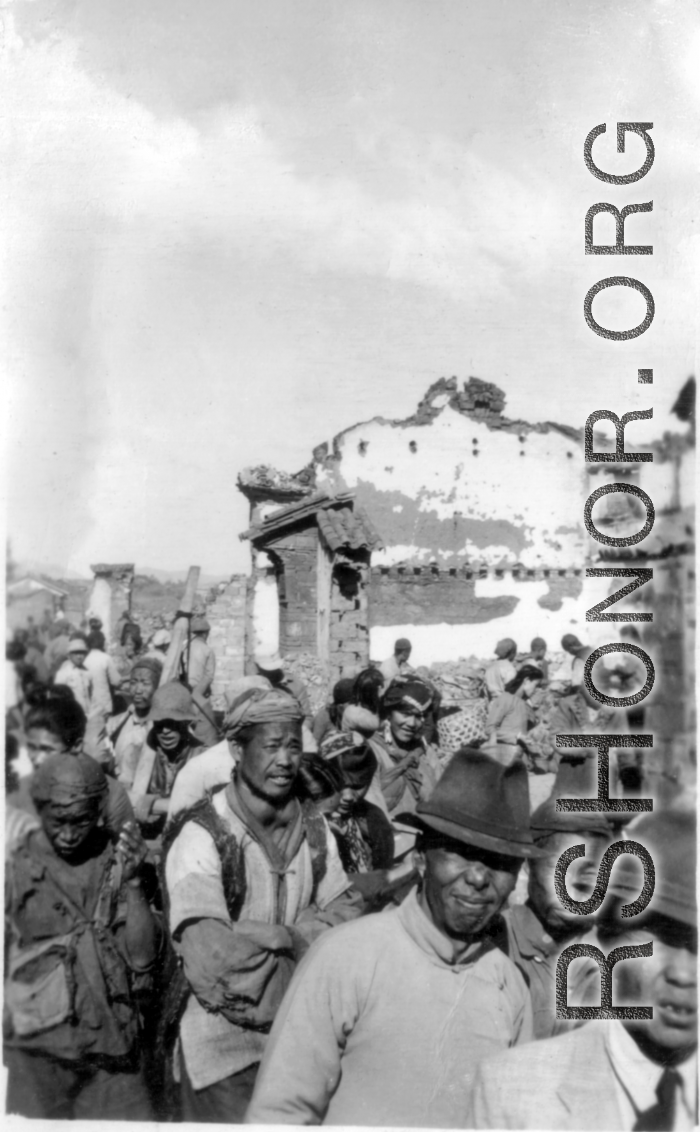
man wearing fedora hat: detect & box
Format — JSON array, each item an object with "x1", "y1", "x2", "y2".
[
  {"x1": 245, "y1": 750, "x2": 541, "y2": 1128},
  {"x1": 469, "y1": 810, "x2": 697, "y2": 1129}
]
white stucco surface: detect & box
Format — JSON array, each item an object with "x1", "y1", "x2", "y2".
[
  {"x1": 369, "y1": 569, "x2": 645, "y2": 665},
  {"x1": 251, "y1": 571, "x2": 279, "y2": 655},
  {"x1": 318, "y1": 405, "x2": 587, "y2": 568}
]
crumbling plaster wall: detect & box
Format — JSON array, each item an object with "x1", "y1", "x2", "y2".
[
  {"x1": 315, "y1": 403, "x2": 587, "y2": 569},
  {"x1": 367, "y1": 568, "x2": 641, "y2": 664}
]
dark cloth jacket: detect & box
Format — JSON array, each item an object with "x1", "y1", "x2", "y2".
[{"x1": 5, "y1": 830, "x2": 146, "y2": 1063}]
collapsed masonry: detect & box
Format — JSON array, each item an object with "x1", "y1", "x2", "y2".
[{"x1": 231, "y1": 375, "x2": 695, "y2": 763}]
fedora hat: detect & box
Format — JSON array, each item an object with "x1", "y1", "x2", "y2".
[
  {"x1": 610, "y1": 811, "x2": 696, "y2": 927},
  {"x1": 400, "y1": 748, "x2": 546, "y2": 859},
  {"x1": 148, "y1": 680, "x2": 196, "y2": 723}
]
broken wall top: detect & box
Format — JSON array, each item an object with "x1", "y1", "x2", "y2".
[{"x1": 236, "y1": 375, "x2": 694, "y2": 570}]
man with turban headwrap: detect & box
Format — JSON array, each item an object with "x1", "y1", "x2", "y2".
[
  {"x1": 166, "y1": 677, "x2": 320, "y2": 822},
  {"x1": 4, "y1": 753, "x2": 160, "y2": 1120},
  {"x1": 161, "y1": 686, "x2": 362, "y2": 1122}
]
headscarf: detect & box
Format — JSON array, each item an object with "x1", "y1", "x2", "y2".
[
  {"x1": 320, "y1": 732, "x2": 359, "y2": 761},
  {"x1": 223, "y1": 675, "x2": 272, "y2": 710},
  {"x1": 224, "y1": 687, "x2": 303, "y2": 739},
  {"x1": 31, "y1": 752, "x2": 108, "y2": 807},
  {"x1": 494, "y1": 638, "x2": 517, "y2": 659},
  {"x1": 383, "y1": 677, "x2": 433, "y2": 714}
]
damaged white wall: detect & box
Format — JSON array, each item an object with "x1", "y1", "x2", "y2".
[
  {"x1": 369, "y1": 570, "x2": 648, "y2": 666},
  {"x1": 317, "y1": 403, "x2": 587, "y2": 569}
]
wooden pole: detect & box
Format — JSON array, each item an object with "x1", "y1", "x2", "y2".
[{"x1": 159, "y1": 566, "x2": 201, "y2": 685}]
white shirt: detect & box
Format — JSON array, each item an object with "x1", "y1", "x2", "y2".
[
  {"x1": 54, "y1": 660, "x2": 93, "y2": 714},
  {"x1": 84, "y1": 649, "x2": 122, "y2": 714},
  {"x1": 607, "y1": 1020, "x2": 697, "y2": 1130},
  {"x1": 165, "y1": 787, "x2": 350, "y2": 1090}
]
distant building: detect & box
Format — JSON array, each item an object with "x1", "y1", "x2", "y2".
[
  {"x1": 6, "y1": 576, "x2": 68, "y2": 631},
  {"x1": 237, "y1": 376, "x2": 695, "y2": 759}
]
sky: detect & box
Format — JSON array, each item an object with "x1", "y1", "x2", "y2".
[{"x1": 3, "y1": 0, "x2": 699, "y2": 578}]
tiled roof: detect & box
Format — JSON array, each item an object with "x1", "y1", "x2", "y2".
[
  {"x1": 317, "y1": 504, "x2": 382, "y2": 552},
  {"x1": 241, "y1": 492, "x2": 383, "y2": 552}
]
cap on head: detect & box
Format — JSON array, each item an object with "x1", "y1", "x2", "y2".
[
  {"x1": 31, "y1": 751, "x2": 108, "y2": 807},
  {"x1": 152, "y1": 629, "x2": 171, "y2": 648},
  {"x1": 132, "y1": 656, "x2": 163, "y2": 682},
  {"x1": 68, "y1": 634, "x2": 89, "y2": 654},
  {"x1": 148, "y1": 680, "x2": 196, "y2": 722},
  {"x1": 610, "y1": 811, "x2": 697, "y2": 927},
  {"x1": 401, "y1": 749, "x2": 546, "y2": 859},
  {"x1": 254, "y1": 651, "x2": 284, "y2": 672},
  {"x1": 394, "y1": 638, "x2": 412, "y2": 653},
  {"x1": 190, "y1": 615, "x2": 210, "y2": 633}
]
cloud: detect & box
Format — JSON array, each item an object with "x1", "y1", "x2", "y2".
[
  {"x1": 3, "y1": 7, "x2": 697, "y2": 577},
  {"x1": 2, "y1": 17, "x2": 567, "y2": 311}
]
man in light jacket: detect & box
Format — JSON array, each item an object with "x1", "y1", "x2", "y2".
[
  {"x1": 468, "y1": 811, "x2": 697, "y2": 1129},
  {"x1": 245, "y1": 750, "x2": 540, "y2": 1127}
]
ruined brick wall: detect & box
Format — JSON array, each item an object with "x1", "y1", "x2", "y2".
[
  {"x1": 206, "y1": 575, "x2": 247, "y2": 710},
  {"x1": 330, "y1": 560, "x2": 370, "y2": 680},
  {"x1": 366, "y1": 564, "x2": 613, "y2": 665},
  {"x1": 266, "y1": 526, "x2": 318, "y2": 657}
]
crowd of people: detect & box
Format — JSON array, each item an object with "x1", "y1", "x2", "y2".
[{"x1": 4, "y1": 616, "x2": 696, "y2": 1128}]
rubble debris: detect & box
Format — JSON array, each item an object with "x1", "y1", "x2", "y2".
[{"x1": 238, "y1": 463, "x2": 317, "y2": 503}]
